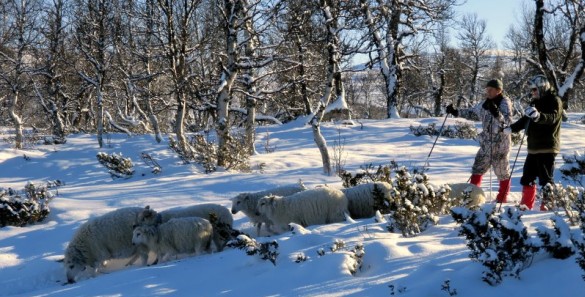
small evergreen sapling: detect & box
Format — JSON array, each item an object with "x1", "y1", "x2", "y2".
[
  {"x1": 572, "y1": 188, "x2": 585, "y2": 280},
  {"x1": 536, "y1": 215, "x2": 575, "y2": 259},
  {"x1": 226, "y1": 235, "x2": 279, "y2": 265},
  {"x1": 452, "y1": 205, "x2": 536, "y2": 285},
  {"x1": 0, "y1": 181, "x2": 59, "y2": 227},
  {"x1": 560, "y1": 150, "x2": 585, "y2": 187},
  {"x1": 96, "y1": 152, "x2": 135, "y2": 179}
]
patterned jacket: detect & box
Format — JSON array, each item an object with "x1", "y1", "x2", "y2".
[{"x1": 459, "y1": 94, "x2": 513, "y2": 147}]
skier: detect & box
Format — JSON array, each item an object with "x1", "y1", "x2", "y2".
[
  {"x1": 446, "y1": 79, "x2": 513, "y2": 203},
  {"x1": 503, "y1": 75, "x2": 563, "y2": 210}
]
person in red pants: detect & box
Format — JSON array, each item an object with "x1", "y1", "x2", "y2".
[
  {"x1": 504, "y1": 75, "x2": 563, "y2": 210},
  {"x1": 446, "y1": 79, "x2": 513, "y2": 203}
]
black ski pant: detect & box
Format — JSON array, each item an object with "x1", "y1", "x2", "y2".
[{"x1": 520, "y1": 153, "x2": 557, "y2": 187}]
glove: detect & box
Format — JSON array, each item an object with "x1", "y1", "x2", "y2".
[
  {"x1": 502, "y1": 127, "x2": 512, "y2": 135},
  {"x1": 446, "y1": 104, "x2": 458, "y2": 117},
  {"x1": 524, "y1": 106, "x2": 540, "y2": 121},
  {"x1": 482, "y1": 100, "x2": 500, "y2": 118}
]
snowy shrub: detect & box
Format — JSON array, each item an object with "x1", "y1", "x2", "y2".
[
  {"x1": 173, "y1": 131, "x2": 250, "y2": 173},
  {"x1": 452, "y1": 205, "x2": 537, "y2": 286},
  {"x1": 339, "y1": 162, "x2": 393, "y2": 187},
  {"x1": 332, "y1": 128, "x2": 348, "y2": 176},
  {"x1": 535, "y1": 215, "x2": 575, "y2": 259},
  {"x1": 319, "y1": 240, "x2": 365, "y2": 275},
  {"x1": 441, "y1": 280, "x2": 457, "y2": 296},
  {"x1": 226, "y1": 235, "x2": 279, "y2": 265},
  {"x1": 573, "y1": 189, "x2": 585, "y2": 280},
  {"x1": 541, "y1": 183, "x2": 579, "y2": 225},
  {"x1": 0, "y1": 181, "x2": 60, "y2": 227},
  {"x1": 188, "y1": 134, "x2": 217, "y2": 173},
  {"x1": 140, "y1": 152, "x2": 162, "y2": 174},
  {"x1": 96, "y1": 152, "x2": 134, "y2": 179},
  {"x1": 217, "y1": 131, "x2": 251, "y2": 172},
  {"x1": 409, "y1": 121, "x2": 477, "y2": 140},
  {"x1": 560, "y1": 150, "x2": 585, "y2": 187},
  {"x1": 168, "y1": 136, "x2": 195, "y2": 165},
  {"x1": 2, "y1": 128, "x2": 45, "y2": 149},
  {"x1": 385, "y1": 168, "x2": 439, "y2": 237},
  {"x1": 295, "y1": 252, "x2": 308, "y2": 263}
]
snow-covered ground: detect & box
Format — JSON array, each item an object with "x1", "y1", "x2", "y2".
[{"x1": 1, "y1": 114, "x2": 584, "y2": 296}]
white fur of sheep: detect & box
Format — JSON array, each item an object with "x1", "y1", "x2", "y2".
[
  {"x1": 231, "y1": 183, "x2": 307, "y2": 235},
  {"x1": 341, "y1": 182, "x2": 392, "y2": 219},
  {"x1": 445, "y1": 182, "x2": 485, "y2": 207},
  {"x1": 64, "y1": 207, "x2": 149, "y2": 283},
  {"x1": 136, "y1": 203, "x2": 233, "y2": 229},
  {"x1": 132, "y1": 217, "x2": 215, "y2": 264},
  {"x1": 256, "y1": 187, "x2": 349, "y2": 234}
]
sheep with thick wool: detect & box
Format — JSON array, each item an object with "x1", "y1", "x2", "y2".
[
  {"x1": 445, "y1": 182, "x2": 485, "y2": 207},
  {"x1": 63, "y1": 207, "x2": 149, "y2": 283},
  {"x1": 256, "y1": 187, "x2": 349, "y2": 234},
  {"x1": 341, "y1": 182, "x2": 393, "y2": 219},
  {"x1": 135, "y1": 203, "x2": 233, "y2": 229},
  {"x1": 231, "y1": 184, "x2": 307, "y2": 235},
  {"x1": 132, "y1": 217, "x2": 217, "y2": 264}
]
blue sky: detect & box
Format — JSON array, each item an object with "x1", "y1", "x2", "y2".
[{"x1": 458, "y1": 0, "x2": 526, "y2": 48}]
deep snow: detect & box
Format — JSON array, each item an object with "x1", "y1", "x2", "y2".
[{"x1": 1, "y1": 114, "x2": 584, "y2": 296}]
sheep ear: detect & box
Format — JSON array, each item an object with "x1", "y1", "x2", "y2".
[{"x1": 144, "y1": 205, "x2": 150, "y2": 210}]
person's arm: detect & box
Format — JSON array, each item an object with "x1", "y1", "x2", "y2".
[
  {"x1": 535, "y1": 97, "x2": 563, "y2": 125},
  {"x1": 509, "y1": 116, "x2": 528, "y2": 133}
]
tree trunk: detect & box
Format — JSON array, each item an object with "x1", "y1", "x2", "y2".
[
  {"x1": 216, "y1": 0, "x2": 241, "y2": 167},
  {"x1": 362, "y1": 0, "x2": 401, "y2": 119},
  {"x1": 8, "y1": 93, "x2": 24, "y2": 149},
  {"x1": 96, "y1": 88, "x2": 104, "y2": 148}
]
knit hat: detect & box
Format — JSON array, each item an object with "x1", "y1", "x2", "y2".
[{"x1": 486, "y1": 79, "x2": 503, "y2": 89}]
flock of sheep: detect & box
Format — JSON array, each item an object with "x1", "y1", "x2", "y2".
[{"x1": 63, "y1": 181, "x2": 484, "y2": 283}]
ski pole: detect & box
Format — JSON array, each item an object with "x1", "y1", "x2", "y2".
[
  {"x1": 424, "y1": 113, "x2": 450, "y2": 169},
  {"x1": 497, "y1": 119, "x2": 529, "y2": 212}
]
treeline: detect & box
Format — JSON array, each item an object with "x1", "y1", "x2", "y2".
[{"x1": 0, "y1": 0, "x2": 583, "y2": 173}]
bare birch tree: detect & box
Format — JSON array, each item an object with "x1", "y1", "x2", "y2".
[
  {"x1": 37, "y1": 0, "x2": 70, "y2": 144},
  {"x1": 457, "y1": 13, "x2": 494, "y2": 104},
  {"x1": 0, "y1": 0, "x2": 42, "y2": 149},
  {"x1": 156, "y1": 0, "x2": 203, "y2": 156},
  {"x1": 308, "y1": 0, "x2": 346, "y2": 176},
  {"x1": 531, "y1": 0, "x2": 585, "y2": 110},
  {"x1": 359, "y1": 0, "x2": 457, "y2": 119},
  {"x1": 73, "y1": 0, "x2": 117, "y2": 148}
]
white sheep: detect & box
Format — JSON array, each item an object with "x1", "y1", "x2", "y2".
[
  {"x1": 132, "y1": 217, "x2": 216, "y2": 264},
  {"x1": 136, "y1": 203, "x2": 234, "y2": 229},
  {"x1": 341, "y1": 182, "x2": 393, "y2": 219},
  {"x1": 256, "y1": 187, "x2": 349, "y2": 234},
  {"x1": 231, "y1": 183, "x2": 307, "y2": 235},
  {"x1": 445, "y1": 182, "x2": 486, "y2": 208},
  {"x1": 63, "y1": 207, "x2": 149, "y2": 283}
]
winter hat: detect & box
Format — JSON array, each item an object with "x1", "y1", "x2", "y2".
[
  {"x1": 528, "y1": 74, "x2": 550, "y2": 98},
  {"x1": 486, "y1": 79, "x2": 503, "y2": 89}
]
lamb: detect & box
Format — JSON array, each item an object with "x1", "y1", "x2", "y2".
[
  {"x1": 135, "y1": 203, "x2": 234, "y2": 229},
  {"x1": 445, "y1": 182, "x2": 486, "y2": 208},
  {"x1": 231, "y1": 183, "x2": 307, "y2": 235},
  {"x1": 341, "y1": 182, "x2": 393, "y2": 219},
  {"x1": 256, "y1": 187, "x2": 349, "y2": 234},
  {"x1": 132, "y1": 217, "x2": 217, "y2": 264},
  {"x1": 63, "y1": 207, "x2": 149, "y2": 283}
]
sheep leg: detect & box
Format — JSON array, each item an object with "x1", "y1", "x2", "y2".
[{"x1": 256, "y1": 222, "x2": 262, "y2": 236}]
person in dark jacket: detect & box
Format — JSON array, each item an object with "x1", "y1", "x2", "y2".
[
  {"x1": 504, "y1": 74, "x2": 563, "y2": 210},
  {"x1": 446, "y1": 79, "x2": 513, "y2": 203}
]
